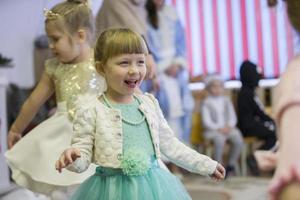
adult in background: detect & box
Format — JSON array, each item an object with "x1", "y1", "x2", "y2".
[{"x1": 145, "y1": 0, "x2": 194, "y2": 177}]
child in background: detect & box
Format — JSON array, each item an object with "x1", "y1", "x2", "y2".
[
  {"x1": 55, "y1": 28, "x2": 225, "y2": 200},
  {"x1": 5, "y1": 0, "x2": 106, "y2": 198},
  {"x1": 237, "y1": 60, "x2": 277, "y2": 150},
  {"x1": 201, "y1": 74, "x2": 243, "y2": 176}
]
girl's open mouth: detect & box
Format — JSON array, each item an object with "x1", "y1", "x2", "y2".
[{"x1": 124, "y1": 80, "x2": 139, "y2": 88}]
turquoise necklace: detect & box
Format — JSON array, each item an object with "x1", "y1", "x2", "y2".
[{"x1": 102, "y1": 93, "x2": 146, "y2": 126}]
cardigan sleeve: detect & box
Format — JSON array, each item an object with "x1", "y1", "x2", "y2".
[
  {"x1": 147, "y1": 94, "x2": 218, "y2": 176},
  {"x1": 66, "y1": 97, "x2": 97, "y2": 173}
]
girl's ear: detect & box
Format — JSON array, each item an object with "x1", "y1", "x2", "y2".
[{"x1": 96, "y1": 61, "x2": 105, "y2": 76}]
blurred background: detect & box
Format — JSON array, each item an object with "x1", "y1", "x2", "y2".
[{"x1": 0, "y1": 0, "x2": 295, "y2": 199}]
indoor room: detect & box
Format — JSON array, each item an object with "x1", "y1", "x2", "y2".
[{"x1": 1, "y1": 0, "x2": 300, "y2": 200}]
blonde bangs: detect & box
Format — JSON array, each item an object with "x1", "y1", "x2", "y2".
[{"x1": 95, "y1": 29, "x2": 148, "y2": 64}]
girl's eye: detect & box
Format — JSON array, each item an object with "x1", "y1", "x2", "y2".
[
  {"x1": 54, "y1": 37, "x2": 60, "y2": 42},
  {"x1": 119, "y1": 61, "x2": 129, "y2": 66},
  {"x1": 49, "y1": 37, "x2": 59, "y2": 43},
  {"x1": 138, "y1": 60, "x2": 145, "y2": 66}
]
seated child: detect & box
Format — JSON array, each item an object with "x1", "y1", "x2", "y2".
[{"x1": 201, "y1": 74, "x2": 244, "y2": 175}]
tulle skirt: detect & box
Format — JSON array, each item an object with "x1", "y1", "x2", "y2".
[
  {"x1": 5, "y1": 102, "x2": 96, "y2": 195},
  {"x1": 71, "y1": 160, "x2": 191, "y2": 200}
]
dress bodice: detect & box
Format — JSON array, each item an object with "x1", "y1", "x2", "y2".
[
  {"x1": 107, "y1": 98, "x2": 155, "y2": 157},
  {"x1": 45, "y1": 58, "x2": 106, "y2": 118}
]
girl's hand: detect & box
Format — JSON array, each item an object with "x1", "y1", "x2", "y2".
[
  {"x1": 7, "y1": 130, "x2": 22, "y2": 149},
  {"x1": 269, "y1": 165, "x2": 300, "y2": 200},
  {"x1": 55, "y1": 148, "x2": 81, "y2": 173},
  {"x1": 210, "y1": 163, "x2": 226, "y2": 181}
]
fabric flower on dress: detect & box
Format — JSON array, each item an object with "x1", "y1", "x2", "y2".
[{"x1": 121, "y1": 148, "x2": 151, "y2": 176}]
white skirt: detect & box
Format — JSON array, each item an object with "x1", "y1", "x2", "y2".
[{"x1": 5, "y1": 102, "x2": 96, "y2": 195}]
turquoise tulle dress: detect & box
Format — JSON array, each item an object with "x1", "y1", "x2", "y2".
[{"x1": 71, "y1": 97, "x2": 192, "y2": 200}]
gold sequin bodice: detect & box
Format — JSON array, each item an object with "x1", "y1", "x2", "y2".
[{"x1": 45, "y1": 58, "x2": 106, "y2": 118}]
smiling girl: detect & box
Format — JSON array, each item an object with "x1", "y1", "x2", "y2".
[{"x1": 55, "y1": 28, "x2": 225, "y2": 200}]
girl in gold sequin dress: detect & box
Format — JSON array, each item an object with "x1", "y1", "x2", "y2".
[{"x1": 5, "y1": 0, "x2": 106, "y2": 198}]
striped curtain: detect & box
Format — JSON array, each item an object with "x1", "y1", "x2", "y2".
[{"x1": 166, "y1": 0, "x2": 299, "y2": 80}]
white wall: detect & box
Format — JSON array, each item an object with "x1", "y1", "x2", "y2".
[
  {"x1": 0, "y1": 77, "x2": 9, "y2": 189},
  {"x1": 0, "y1": 0, "x2": 103, "y2": 88}
]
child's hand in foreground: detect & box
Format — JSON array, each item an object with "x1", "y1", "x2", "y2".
[
  {"x1": 55, "y1": 148, "x2": 81, "y2": 173},
  {"x1": 269, "y1": 165, "x2": 300, "y2": 200}
]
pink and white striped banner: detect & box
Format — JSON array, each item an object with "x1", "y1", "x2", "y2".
[{"x1": 167, "y1": 0, "x2": 298, "y2": 80}]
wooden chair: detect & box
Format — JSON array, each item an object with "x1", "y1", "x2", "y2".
[
  {"x1": 240, "y1": 136, "x2": 262, "y2": 176},
  {"x1": 190, "y1": 112, "x2": 205, "y2": 146}
]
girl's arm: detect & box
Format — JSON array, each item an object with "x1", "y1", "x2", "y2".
[
  {"x1": 268, "y1": 57, "x2": 300, "y2": 199},
  {"x1": 8, "y1": 71, "x2": 54, "y2": 149},
  {"x1": 58, "y1": 100, "x2": 96, "y2": 173},
  {"x1": 269, "y1": 106, "x2": 300, "y2": 200},
  {"x1": 148, "y1": 95, "x2": 222, "y2": 177}
]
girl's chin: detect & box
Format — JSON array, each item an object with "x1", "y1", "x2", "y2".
[
  {"x1": 58, "y1": 56, "x2": 76, "y2": 64},
  {"x1": 59, "y1": 58, "x2": 70, "y2": 64},
  {"x1": 125, "y1": 89, "x2": 136, "y2": 94}
]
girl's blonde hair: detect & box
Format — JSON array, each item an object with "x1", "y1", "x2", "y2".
[
  {"x1": 94, "y1": 28, "x2": 149, "y2": 68},
  {"x1": 45, "y1": 0, "x2": 94, "y2": 44}
]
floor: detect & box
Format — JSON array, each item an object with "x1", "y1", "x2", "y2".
[
  {"x1": 184, "y1": 174, "x2": 269, "y2": 200},
  {"x1": 0, "y1": 185, "x2": 48, "y2": 200},
  {"x1": 0, "y1": 175, "x2": 270, "y2": 200}
]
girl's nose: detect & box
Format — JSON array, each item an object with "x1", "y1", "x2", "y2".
[{"x1": 128, "y1": 66, "x2": 138, "y2": 74}]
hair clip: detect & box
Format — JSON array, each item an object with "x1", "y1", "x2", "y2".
[{"x1": 43, "y1": 8, "x2": 60, "y2": 20}]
